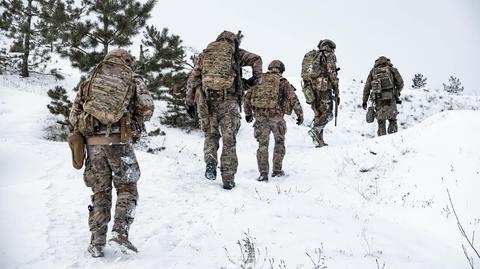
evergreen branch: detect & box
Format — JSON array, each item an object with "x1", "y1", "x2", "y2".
[{"x1": 107, "y1": 13, "x2": 141, "y2": 44}]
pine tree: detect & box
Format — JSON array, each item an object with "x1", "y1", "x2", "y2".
[
  {"x1": 137, "y1": 25, "x2": 198, "y2": 130},
  {"x1": 0, "y1": 0, "x2": 59, "y2": 76},
  {"x1": 411, "y1": 73, "x2": 427, "y2": 89},
  {"x1": 60, "y1": 0, "x2": 156, "y2": 72},
  {"x1": 46, "y1": 86, "x2": 72, "y2": 140},
  {"x1": 443, "y1": 76, "x2": 464, "y2": 95}
]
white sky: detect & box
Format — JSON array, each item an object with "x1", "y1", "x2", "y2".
[{"x1": 149, "y1": 0, "x2": 480, "y2": 94}]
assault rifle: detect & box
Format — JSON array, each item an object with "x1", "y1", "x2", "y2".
[
  {"x1": 393, "y1": 87, "x2": 402, "y2": 104},
  {"x1": 334, "y1": 67, "x2": 341, "y2": 126},
  {"x1": 233, "y1": 39, "x2": 244, "y2": 111}
]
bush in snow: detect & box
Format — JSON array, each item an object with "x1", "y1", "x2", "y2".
[
  {"x1": 411, "y1": 73, "x2": 427, "y2": 89},
  {"x1": 46, "y1": 86, "x2": 72, "y2": 141},
  {"x1": 443, "y1": 76, "x2": 464, "y2": 95}
]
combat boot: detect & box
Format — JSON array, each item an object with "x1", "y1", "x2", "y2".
[
  {"x1": 317, "y1": 130, "x2": 328, "y2": 147},
  {"x1": 109, "y1": 231, "x2": 138, "y2": 253},
  {"x1": 87, "y1": 243, "x2": 104, "y2": 258},
  {"x1": 222, "y1": 174, "x2": 236, "y2": 190},
  {"x1": 271, "y1": 170, "x2": 285, "y2": 177},
  {"x1": 205, "y1": 159, "x2": 217, "y2": 180},
  {"x1": 308, "y1": 129, "x2": 321, "y2": 147},
  {"x1": 387, "y1": 119, "x2": 398, "y2": 134},
  {"x1": 257, "y1": 173, "x2": 268, "y2": 182}
]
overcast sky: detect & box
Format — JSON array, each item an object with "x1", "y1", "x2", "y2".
[{"x1": 150, "y1": 0, "x2": 480, "y2": 94}]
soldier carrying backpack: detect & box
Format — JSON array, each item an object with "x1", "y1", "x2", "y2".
[
  {"x1": 301, "y1": 39, "x2": 340, "y2": 147},
  {"x1": 185, "y1": 30, "x2": 262, "y2": 190},
  {"x1": 362, "y1": 56, "x2": 404, "y2": 136},
  {"x1": 68, "y1": 48, "x2": 154, "y2": 257},
  {"x1": 244, "y1": 60, "x2": 303, "y2": 182}
]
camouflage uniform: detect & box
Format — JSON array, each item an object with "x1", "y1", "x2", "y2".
[
  {"x1": 69, "y1": 49, "x2": 154, "y2": 255},
  {"x1": 362, "y1": 56, "x2": 404, "y2": 136},
  {"x1": 304, "y1": 40, "x2": 339, "y2": 147},
  {"x1": 186, "y1": 31, "x2": 262, "y2": 188},
  {"x1": 244, "y1": 60, "x2": 303, "y2": 179}
]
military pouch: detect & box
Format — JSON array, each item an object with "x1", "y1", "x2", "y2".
[
  {"x1": 380, "y1": 90, "x2": 394, "y2": 100},
  {"x1": 68, "y1": 132, "x2": 86, "y2": 170},
  {"x1": 366, "y1": 106, "x2": 376, "y2": 123},
  {"x1": 371, "y1": 79, "x2": 382, "y2": 94},
  {"x1": 301, "y1": 81, "x2": 316, "y2": 104},
  {"x1": 314, "y1": 77, "x2": 329, "y2": 92}
]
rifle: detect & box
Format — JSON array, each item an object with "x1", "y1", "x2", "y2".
[
  {"x1": 393, "y1": 87, "x2": 402, "y2": 104},
  {"x1": 334, "y1": 94, "x2": 339, "y2": 126},
  {"x1": 233, "y1": 39, "x2": 244, "y2": 111}
]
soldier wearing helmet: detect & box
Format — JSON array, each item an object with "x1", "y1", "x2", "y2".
[
  {"x1": 186, "y1": 31, "x2": 262, "y2": 190},
  {"x1": 301, "y1": 39, "x2": 339, "y2": 147},
  {"x1": 244, "y1": 60, "x2": 303, "y2": 181},
  {"x1": 69, "y1": 48, "x2": 154, "y2": 257}
]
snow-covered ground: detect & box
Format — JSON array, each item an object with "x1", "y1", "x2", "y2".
[{"x1": 1, "y1": 71, "x2": 479, "y2": 269}]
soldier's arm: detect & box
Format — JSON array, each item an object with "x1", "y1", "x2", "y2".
[
  {"x1": 243, "y1": 88, "x2": 253, "y2": 116},
  {"x1": 391, "y1": 67, "x2": 404, "y2": 93},
  {"x1": 325, "y1": 52, "x2": 339, "y2": 94},
  {"x1": 238, "y1": 49, "x2": 263, "y2": 82},
  {"x1": 69, "y1": 80, "x2": 88, "y2": 129},
  {"x1": 282, "y1": 79, "x2": 303, "y2": 117},
  {"x1": 186, "y1": 53, "x2": 204, "y2": 106},
  {"x1": 133, "y1": 75, "x2": 154, "y2": 122},
  {"x1": 362, "y1": 71, "x2": 373, "y2": 104}
]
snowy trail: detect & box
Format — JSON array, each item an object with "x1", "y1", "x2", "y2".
[{"x1": 1, "y1": 76, "x2": 480, "y2": 268}]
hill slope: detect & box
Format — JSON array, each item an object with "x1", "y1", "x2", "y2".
[{"x1": 0, "y1": 74, "x2": 479, "y2": 269}]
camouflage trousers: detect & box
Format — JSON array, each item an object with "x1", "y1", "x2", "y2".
[
  {"x1": 311, "y1": 90, "x2": 333, "y2": 135},
  {"x1": 375, "y1": 98, "x2": 398, "y2": 136},
  {"x1": 254, "y1": 116, "x2": 286, "y2": 174},
  {"x1": 84, "y1": 143, "x2": 140, "y2": 246},
  {"x1": 201, "y1": 100, "x2": 241, "y2": 180}
]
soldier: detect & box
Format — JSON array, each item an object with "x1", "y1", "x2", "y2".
[
  {"x1": 186, "y1": 31, "x2": 262, "y2": 190},
  {"x1": 69, "y1": 48, "x2": 154, "y2": 257},
  {"x1": 362, "y1": 56, "x2": 404, "y2": 136},
  {"x1": 301, "y1": 39, "x2": 339, "y2": 147},
  {"x1": 244, "y1": 60, "x2": 303, "y2": 181}
]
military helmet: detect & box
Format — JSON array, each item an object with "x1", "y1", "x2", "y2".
[
  {"x1": 318, "y1": 39, "x2": 336, "y2": 50},
  {"x1": 216, "y1": 31, "x2": 237, "y2": 43},
  {"x1": 105, "y1": 48, "x2": 134, "y2": 67},
  {"x1": 268, "y1": 60, "x2": 285, "y2": 73}
]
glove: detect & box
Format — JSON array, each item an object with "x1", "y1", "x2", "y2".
[
  {"x1": 362, "y1": 102, "x2": 367, "y2": 110},
  {"x1": 245, "y1": 115, "x2": 253, "y2": 123},
  {"x1": 186, "y1": 104, "x2": 196, "y2": 118},
  {"x1": 296, "y1": 115, "x2": 304, "y2": 125}
]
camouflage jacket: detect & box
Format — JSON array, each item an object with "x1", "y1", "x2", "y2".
[
  {"x1": 363, "y1": 58, "x2": 404, "y2": 104},
  {"x1": 243, "y1": 73, "x2": 303, "y2": 118},
  {"x1": 69, "y1": 74, "x2": 154, "y2": 135},
  {"x1": 186, "y1": 48, "x2": 262, "y2": 104}
]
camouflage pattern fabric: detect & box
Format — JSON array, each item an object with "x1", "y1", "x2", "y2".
[
  {"x1": 250, "y1": 72, "x2": 281, "y2": 109},
  {"x1": 311, "y1": 90, "x2": 334, "y2": 130},
  {"x1": 201, "y1": 41, "x2": 235, "y2": 91},
  {"x1": 244, "y1": 72, "x2": 303, "y2": 175},
  {"x1": 363, "y1": 56, "x2": 404, "y2": 136},
  {"x1": 253, "y1": 116, "x2": 286, "y2": 174},
  {"x1": 84, "y1": 144, "x2": 140, "y2": 246},
  {"x1": 202, "y1": 99, "x2": 241, "y2": 179}
]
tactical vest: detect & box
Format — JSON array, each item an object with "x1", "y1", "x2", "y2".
[
  {"x1": 83, "y1": 60, "x2": 135, "y2": 125},
  {"x1": 201, "y1": 41, "x2": 235, "y2": 92},
  {"x1": 371, "y1": 66, "x2": 394, "y2": 94},
  {"x1": 251, "y1": 73, "x2": 281, "y2": 109}
]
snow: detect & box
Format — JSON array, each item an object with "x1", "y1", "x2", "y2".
[{"x1": 1, "y1": 71, "x2": 479, "y2": 269}]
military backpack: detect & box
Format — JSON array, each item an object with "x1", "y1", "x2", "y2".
[
  {"x1": 372, "y1": 66, "x2": 394, "y2": 93},
  {"x1": 82, "y1": 60, "x2": 135, "y2": 125},
  {"x1": 251, "y1": 73, "x2": 281, "y2": 109},
  {"x1": 201, "y1": 41, "x2": 235, "y2": 92}
]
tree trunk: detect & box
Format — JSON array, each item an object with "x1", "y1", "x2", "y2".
[
  {"x1": 21, "y1": 0, "x2": 33, "y2": 77},
  {"x1": 102, "y1": 11, "x2": 109, "y2": 56}
]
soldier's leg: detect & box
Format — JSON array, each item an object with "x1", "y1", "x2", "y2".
[
  {"x1": 377, "y1": 119, "x2": 387, "y2": 136},
  {"x1": 271, "y1": 117, "x2": 286, "y2": 174},
  {"x1": 387, "y1": 119, "x2": 398, "y2": 134},
  {"x1": 203, "y1": 114, "x2": 220, "y2": 180},
  {"x1": 84, "y1": 145, "x2": 113, "y2": 249},
  {"x1": 310, "y1": 92, "x2": 333, "y2": 147},
  {"x1": 219, "y1": 104, "x2": 241, "y2": 184},
  {"x1": 105, "y1": 144, "x2": 140, "y2": 252},
  {"x1": 254, "y1": 117, "x2": 271, "y2": 177}
]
